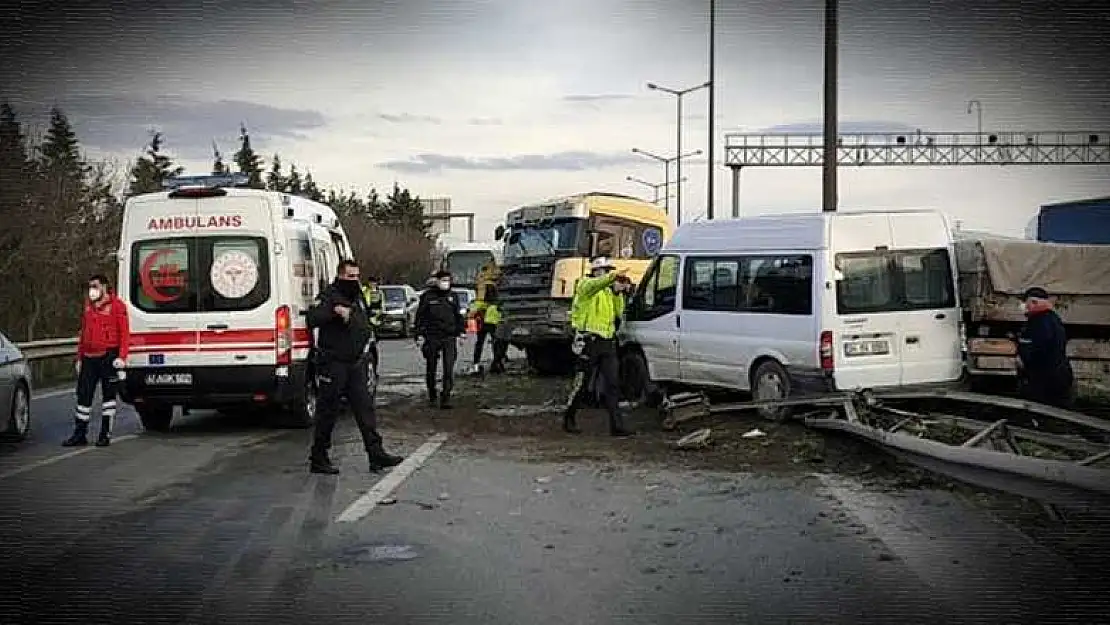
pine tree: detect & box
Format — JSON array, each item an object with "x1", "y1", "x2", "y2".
[
  {"x1": 287, "y1": 163, "x2": 303, "y2": 196},
  {"x1": 233, "y1": 124, "x2": 265, "y2": 189},
  {"x1": 128, "y1": 131, "x2": 184, "y2": 196},
  {"x1": 381, "y1": 183, "x2": 429, "y2": 235},
  {"x1": 0, "y1": 101, "x2": 29, "y2": 215},
  {"x1": 266, "y1": 153, "x2": 285, "y2": 191},
  {"x1": 302, "y1": 171, "x2": 324, "y2": 202},
  {"x1": 38, "y1": 108, "x2": 86, "y2": 185},
  {"x1": 211, "y1": 141, "x2": 229, "y2": 175}
]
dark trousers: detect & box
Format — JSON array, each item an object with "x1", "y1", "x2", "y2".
[
  {"x1": 423, "y1": 336, "x2": 458, "y2": 397},
  {"x1": 474, "y1": 323, "x2": 508, "y2": 371},
  {"x1": 1021, "y1": 367, "x2": 1076, "y2": 409},
  {"x1": 312, "y1": 358, "x2": 384, "y2": 462},
  {"x1": 565, "y1": 337, "x2": 622, "y2": 430},
  {"x1": 75, "y1": 351, "x2": 120, "y2": 433}
]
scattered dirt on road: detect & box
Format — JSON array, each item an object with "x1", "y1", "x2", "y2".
[{"x1": 374, "y1": 364, "x2": 1110, "y2": 567}]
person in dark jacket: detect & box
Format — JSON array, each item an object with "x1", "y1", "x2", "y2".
[
  {"x1": 306, "y1": 259, "x2": 403, "y2": 475},
  {"x1": 415, "y1": 270, "x2": 465, "y2": 408},
  {"x1": 1015, "y1": 286, "x2": 1075, "y2": 408}
]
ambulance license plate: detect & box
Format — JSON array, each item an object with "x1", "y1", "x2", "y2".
[{"x1": 145, "y1": 373, "x2": 193, "y2": 386}]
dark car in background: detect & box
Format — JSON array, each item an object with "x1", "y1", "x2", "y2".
[{"x1": 379, "y1": 285, "x2": 420, "y2": 337}]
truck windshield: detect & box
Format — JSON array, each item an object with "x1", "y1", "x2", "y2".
[
  {"x1": 446, "y1": 251, "x2": 494, "y2": 288},
  {"x1": 835, "y1": 248, "x2": 955, "y2": 314},
  {"x1": 504, "y1": 218, "x2": 585, "y2": 263}
]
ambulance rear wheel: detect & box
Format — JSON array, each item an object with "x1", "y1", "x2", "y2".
[
  {"x1": 283, "y1": 375, "x2": 318, "y2": 429},
  {"x1": 137, "y1": 404, "x2": 173, "y2": 432}
]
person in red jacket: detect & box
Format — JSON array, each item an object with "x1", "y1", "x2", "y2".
[{"x1": 63, "y1": 274, "x2": 131, "y2": 447}]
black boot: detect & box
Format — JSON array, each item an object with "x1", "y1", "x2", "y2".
[
  {"x1": 427, "y1": 388, "x2": 438, "y2": 406},
  {"x1": 309, "y1": 453, "x2": 340, "y2": 475},
  {"x1": 62, "y1": 420, "x2": 89, "y2": 447},
  {"x1": 439, "y1": 391, "x2": 453, "y2": 409},
  {"x1": 562, "y1": 408, "x2": 581, "y2": 434},
  {"x1": 368, "y1": 444, "x2": 404, "y2": 471},
  {"x1": 95, "y1": 415, "x2": 111, "y2": 447},
  {"x1": 609, "y1": 411, "x2": 632, "y2": 438}
]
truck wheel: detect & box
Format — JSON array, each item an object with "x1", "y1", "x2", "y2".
[
  {"x1": 751, "y1": 360, "x2": 793, "y2": 422},
  {"x1": 137, "y1": 404, "x2": 174, "y2": 432}
]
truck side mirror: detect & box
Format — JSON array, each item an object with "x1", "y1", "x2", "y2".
[{"x1": 494, "y1": 225, "x2": 505, "y2": 240}]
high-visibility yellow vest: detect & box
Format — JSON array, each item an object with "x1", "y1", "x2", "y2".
[{"x1": 570, "y1": 273, "x2": 624, "y2": 339}]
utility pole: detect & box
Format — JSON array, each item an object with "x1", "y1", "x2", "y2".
[
  {"x1": 648, "y1": 81, "x2": 711, "y2": 226},
  {"x1": 707, "y1": 0, "x2": 717, "y2": 219},
  {"x1": 821, "y1": 0, "x2": 838, "y2": 213},
  {"x1": 967, "y1": 99, "x2": 983, "y2": 136}
]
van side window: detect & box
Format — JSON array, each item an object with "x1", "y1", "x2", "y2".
[
  {"x1": 630, "y1": 254, "x2": 679, "y2": 320},
  {"x1": 683, "y1": 255, "x2": 813, "y2": 315}
]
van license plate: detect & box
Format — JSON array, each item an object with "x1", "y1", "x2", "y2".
[
  {"x1": 148, "y1": 354, "x2": 165, "y2": 365},
  {"x1": 845, "y1": 340, "x2": 890, "y2": 356},
  {"x1": 146, "y1": 373, "x2": 193, "y2": 386}
]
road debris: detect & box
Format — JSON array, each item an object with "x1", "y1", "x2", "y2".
[
  {"x1": 672, "y1": 428, "x2": 712, "y2": 450},
  {"x1": 741, "y1": 428, "x2": 767, "y2": 439}
]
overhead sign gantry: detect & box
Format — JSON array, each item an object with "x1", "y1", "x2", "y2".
[{"x1": 723, "y1": 130, "x2": 1110, "y2": 217}]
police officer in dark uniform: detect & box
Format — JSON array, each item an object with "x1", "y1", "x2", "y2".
[
  {"x1": 1016, "y1": 286, "x2": 1075, "y2": 408},
  {"x1": 415, "y1": 270, "x2": 465, "y2": 408},
  {"x1": 306, "y1": 259, "x2": 404, "y2": 475}
]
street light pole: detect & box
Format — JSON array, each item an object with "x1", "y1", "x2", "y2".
[
  {"x1": 648, "y1": 80, "x2": 711, "y2": 227},
  {"x1": 632, "y1": 148, "x2": 702, "y2": 219},
  {"x1": 966, "y1": 99, "x2": 983, "y2": 136},
  {"x1": 821, "y1": 0, "x2": 838, "y2": 213},
  {"x1": 707, "y1": 0, "x2": 716, "y2": 220},
  {"x1": 626, "y1": 175, "x2": 687, "y2": 205}
]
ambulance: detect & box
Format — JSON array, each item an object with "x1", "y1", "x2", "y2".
[{"x1": 116, "y1": 174, "x2": 355, "y2": 432}]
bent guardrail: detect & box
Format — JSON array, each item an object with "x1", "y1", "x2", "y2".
[{"x1": 16, "y1": 337, "x2": 79, "y2": 361}]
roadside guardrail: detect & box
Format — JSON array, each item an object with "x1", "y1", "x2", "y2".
[{"x1": 16, "y1": 337, "x2": 79, "y2": 362}]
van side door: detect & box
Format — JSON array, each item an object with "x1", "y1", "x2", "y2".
[{"x1": 623, "y1": 254, "x2": 681, "y2": 381}]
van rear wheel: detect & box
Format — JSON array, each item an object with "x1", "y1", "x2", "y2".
[
  {"x1": 137, "y1": 404, "x2": 174, "y2": 432},
  {"x1": 283, "y1": 375, "x2": 318, "y2": 429},
  {"x1": 751, "y1": 360, "x2": 793, "y2": 422}
]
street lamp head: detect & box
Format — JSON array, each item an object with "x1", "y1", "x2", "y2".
[
  {"x1": 647, "y1": 83, "x2": 659, "y2": 90},
  {"x1": 631, "y1": 147, "x2": 641, "y2": 153},
  {"x1": 694, "y1": 149, "x2": 704, "y2": 155}
]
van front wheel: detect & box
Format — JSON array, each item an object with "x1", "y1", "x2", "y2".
[{"x1": 751, "y1": 360, "x2": 792, "y2": 422}]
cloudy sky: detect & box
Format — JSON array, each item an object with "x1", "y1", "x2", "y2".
[{"x1": 3, "y1": 0, "x2": 1108, "y2": 244}]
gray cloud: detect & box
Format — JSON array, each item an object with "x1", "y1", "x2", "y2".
[
  {"x1": 759, "y1": 121, "x2": 921, "y2": 135},
  {"x1": 378, "y1": 112, "x2": 442, "y2": 124},
  {"x1": 562, "y1": 94, "x2": 636, "y2": 103},
  {"x1": 467, "y1": 117, "x2": 503, "y2": 126},
  {"x1": 6, "y1": 95, "x2": 327, "y2": 161},
  {"x1": 379, "y1": 151, "x2": 643, "y2": 174}
]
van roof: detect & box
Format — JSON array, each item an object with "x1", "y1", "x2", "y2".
[
  {"x1": 665, "y1": 209, "x2": 948, "y2": 253},
  {"x1": 126, "y1": 188, "x2": 343, "y2": 227}
]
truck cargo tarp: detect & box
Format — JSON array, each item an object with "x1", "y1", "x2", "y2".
[
  {"x1": 954, "y1": 239, "x2": 1110, "y2": 295},
  {"x1": 954, "y1": 238, "x2": 1110, "y2": 325}
]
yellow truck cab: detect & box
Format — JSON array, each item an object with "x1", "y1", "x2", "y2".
[{"x1": 493, "y1": 192, "x2": 670, "y2": 374}]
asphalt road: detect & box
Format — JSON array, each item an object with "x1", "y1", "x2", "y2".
[{"x1": 2, "y1": 338, "x2": 1108, "y2": 624}]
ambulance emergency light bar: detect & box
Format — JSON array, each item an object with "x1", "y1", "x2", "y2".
[{"x1": 162, "y1": 173, "x2": 251, "y2": 190}]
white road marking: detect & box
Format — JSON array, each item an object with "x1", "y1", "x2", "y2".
[
  {"x1": 335, "y1": 432, "x2": 449, "y2": 523},
  {"x1": 0, "y1": 434, "x2": 140, "y2": 481},
  {"x1": 33, "y1": 387, "x2": 75, "y2": 401}
]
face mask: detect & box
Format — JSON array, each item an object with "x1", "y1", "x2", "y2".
[
  {"x1": 88, "y1": 287, "x2": 102, "y2": 301},
  {"x1": 336, "y1": 278, "x2": 361, "y2": 299},
  {"x1": 437, "y1": 280, "x2": 451, "y2": 290}
]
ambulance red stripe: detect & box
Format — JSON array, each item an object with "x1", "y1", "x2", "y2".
[{"x1": 130, "y1": 328, "x2": 311, "y2": 346}]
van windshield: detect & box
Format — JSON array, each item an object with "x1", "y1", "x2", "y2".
[
  {"x1": 835, "y1": 248, "x2": 954, "y2": 314},
  {"x1": 131, "y1": 236, "x2": 271, "y2": 313}
]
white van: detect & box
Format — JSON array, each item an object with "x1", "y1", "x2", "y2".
[
  {"x1": 619, "y1": 209, "x2": 963, "y2": 419},
  {"x1": 116, "y1": 174, "x2": 354, "y2": 431}
]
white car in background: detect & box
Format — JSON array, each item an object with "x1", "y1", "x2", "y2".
[{"x1": 0, "y1": 330, "x2": 32, "y2": 442}]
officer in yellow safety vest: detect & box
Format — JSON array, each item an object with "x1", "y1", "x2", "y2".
[
  {"x1": 469, "y1": 285, "x2": 508, "y2": 375},
  {"x1": 563, "y1": 256, "x2": 633, "y2": 437},
  {"x1": 361, "y1": 275, "x2": 384, "y2": 374}
]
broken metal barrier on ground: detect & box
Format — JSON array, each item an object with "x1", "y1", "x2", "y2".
[{"x1": 658, "y1": 388, "x2": 1110, "y2": 514}]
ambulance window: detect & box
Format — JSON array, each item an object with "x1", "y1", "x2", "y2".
[
  {"x1": 201, "y1": 237, "x2": 271, "y2": 312},
  {"x1": 131, "y1": 239, "x2": 197, "y2": 313}
]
